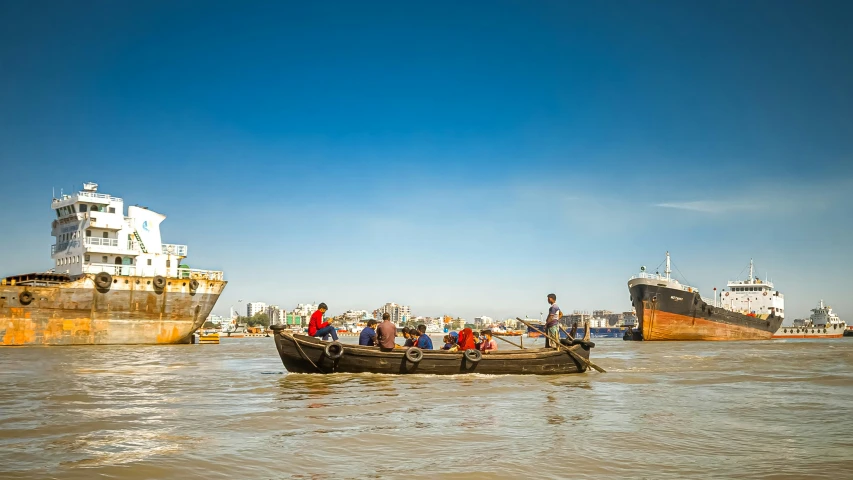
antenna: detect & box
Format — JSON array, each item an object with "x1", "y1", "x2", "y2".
[
  {"x1": 748, "y1": 258, "x2": 754, "y2": 283},
  {"x1": 665, "y1": 251, "x2": 671, "y2": 280}
]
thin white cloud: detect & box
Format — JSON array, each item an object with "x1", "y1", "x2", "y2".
[{"x1": 654, "y1": 201, "x2": 767, "y2": 214}]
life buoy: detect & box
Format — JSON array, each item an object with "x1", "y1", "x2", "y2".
[
  {"x1": 725, "y1": 292, "x2": 729, "y2": 297},
  {"x1": 405, "y1": 347, "x2": 424, "y2": 363},
  {"x1": 324, "y1": 341, "x2": 344, "y2": 360},
  {"x1": 189, "y1": 279, "x2": 200, "y2": 291},
  {"x1": 152, "y1": 276, "x2": 166, "y2": 290},
  {"x1": 463, "y1": 349, "x2": 482, "y2": 363},
  {"x1": 95, "y1": 272, "x2": 112, "y2": 290},
  {"x1": 19, "y1": 291, "x2": 34, "y2": 305},
  {"x1": 763, "y1": 292, "x2": 767, "y2": 296}
]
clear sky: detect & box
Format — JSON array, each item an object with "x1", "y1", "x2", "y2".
[{"x1": 1, "y1": 1, "x2": 851, "y2": 322}]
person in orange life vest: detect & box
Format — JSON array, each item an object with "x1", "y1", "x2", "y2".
[
  {"x1": 479, "y1": 329, "x2": 498, "y2": 353},
  {"x1": 307, "y1": 303, "x2": 337, "y2": 341}
]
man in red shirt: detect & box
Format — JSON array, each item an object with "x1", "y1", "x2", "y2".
[{"x1": 308, "y1": 303, "x2": 338, "y2": 341}]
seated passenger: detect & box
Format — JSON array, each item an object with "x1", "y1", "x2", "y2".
[
  {"x1": 414, "y1": 324, "x2": 433, "y2": 350},
  {"x1": 307, "y1": 303, "x2": 337, "y2": 341},
  {"x1": 443, "y1": 331, "x2": 459, "y2": 351},
  {"x1": 456, "y1": 328, "x2": 476, "y2": 351},
  {"x1": 376, "y1": 313, "x2": 397, "y2": 351},
  {"x1": 479, "y1": 329, "x2": 498, "y2": 353},
  {"x1": 402, "y1": 327, "x2": 416, "y2": 347},
  {"x1": 473, "y1": 331, "x2": 482, "y2": 350},
  {"x1": 359, "y1": 319, "x2": 378, "y2": 346}
]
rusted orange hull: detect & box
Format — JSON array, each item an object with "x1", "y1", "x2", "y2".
[
  {"x1": 1, "y1": 275, "x2": 225, "y2": 345},
  {"x1": 641, "y1": 308, "x2": 776, "y2": 340}
]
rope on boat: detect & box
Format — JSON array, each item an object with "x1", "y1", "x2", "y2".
[{"x1": 287, "y1": 334, "x2": 326, "y2": 373}]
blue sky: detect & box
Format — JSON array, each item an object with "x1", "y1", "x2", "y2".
[{"x1": 1, "y1": 1, "x2": 851, "y2": 322}]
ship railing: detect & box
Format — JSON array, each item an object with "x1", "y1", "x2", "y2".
[
  {"x1": 175, "y1": 268, "x2": 224, "y2": 281},
  {"x1": 162, "y1": 244, "x2": 188, "y2": 256},
  {"x1": 84, "y1": 237, "x2": 120, "y2": 247},
  {"x1": 82, "y1": 263, "x2": 224, "y2": 280},
  {"x1": 630, "y1": 272, "x2": 671, "y2": 281}
]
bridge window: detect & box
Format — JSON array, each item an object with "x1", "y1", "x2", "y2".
[
  {"x1": 86, "y1": 230, "x2": 91, "y2": 237},
  {"x1": 85, "y1": 255, "x2": 90, "y2": 262},
  {"x1": 102, "y1": 256, "x2": 107, "y2": 263},
  {"x1": 109, "y1": 207, "x2": 115, "y2": 213},
  {"x1": 79, "y1": 204, "x2": 87, "y2": 212},
  {"x1": 102, "y1": 232, "x2": 108, "y2": 238}
]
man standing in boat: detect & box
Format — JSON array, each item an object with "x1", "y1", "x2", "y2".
[
  {"x1": 546, "y1": 293, "x2": 562, "y2": 348},
  {"x1": 308, "y1": 303, "x2": 338, "y2": 341}
]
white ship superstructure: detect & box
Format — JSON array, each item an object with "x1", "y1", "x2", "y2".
[
  {"x1": 50, "y1": 182, "x2": 215, "y2": 279},
  {"x1": 808, "y1": 300, "x2": 844, "y2": 327},
  {"x1": 719, "y1": 259, "x2": 785, "y2": 319}
]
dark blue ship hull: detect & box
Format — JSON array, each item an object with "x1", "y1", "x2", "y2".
[{"x1": 526, "y1": 324, "x2": 629, "y2": 339}]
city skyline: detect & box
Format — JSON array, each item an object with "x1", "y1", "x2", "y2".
[{"x1": 1, "y1": 1, "x2": 851, "y2": 322}]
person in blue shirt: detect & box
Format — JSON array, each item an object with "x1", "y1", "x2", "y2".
[
  {"x1": 359, "y1": 320, "x2": 378, "y2": 346},
  {"x1": 414, "y1": 324, "x2": 433, "y2": 350}
]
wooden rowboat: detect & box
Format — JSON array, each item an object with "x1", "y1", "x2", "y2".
[{"x1": 270, "y1": 324, "x2": 593, "y2": 375}]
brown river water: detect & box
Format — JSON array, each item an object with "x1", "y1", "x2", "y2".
[{"x1": 2, "y1": 336, "x2": 852, "y2": 479}]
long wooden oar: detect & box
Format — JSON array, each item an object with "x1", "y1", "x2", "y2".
[
  {"x1": 493, "y1": 334, "x2": 524, "y2": 349},
  {"x1": 516, "y1": 317, "x2": 606, "y2": 373},
  {"x1": 559, "y1": 324, "x2": 575, "y2": 341}
]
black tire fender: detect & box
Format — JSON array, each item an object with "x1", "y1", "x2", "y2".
[
  {"x1": 19, "y1": 291, "x2": 34, "y2": 305},
  {"x1": 405, "y1": 347, "x2": 424, "y2": 363},
  {"x1": 189, "y1": 279, "x2": 200, "y2": 291},
  {"x1": 153, "y1": 276, "x2": 166, "y2": 289},
  {"x1": 95, "y1": 272, "x2": 112, "y2": 290},
  {"x1": 463, "y1": 349, "x2": 482, "y2": 363},
  {"x1": 324, "y1": 341, "x2": 344, "y2": 360}
]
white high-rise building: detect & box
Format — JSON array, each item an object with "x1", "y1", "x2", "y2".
[
  {"x1": 375, "y1": 302, "x2": 411, "y2": 324},
  {"x1": 247, "y1": 302, "x2": 267, "y2": 318},
  {"x1": 292, "y1": 303, "x2": 320, "y2": 326}
]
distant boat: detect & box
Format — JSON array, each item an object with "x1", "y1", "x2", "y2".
[{"x1": 773, "y1": 300, "x2": 846, "y2": 339}]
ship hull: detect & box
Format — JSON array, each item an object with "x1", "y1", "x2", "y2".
[
  {"x1": 1, "y1": 274, "x2": 225, "y2": 346},
  {"x1": 772, "y1": 324, "x2": 846, "y2": 339},
  {"x1": 628, "y1": 282, "x2": 782, "y2": 341}
]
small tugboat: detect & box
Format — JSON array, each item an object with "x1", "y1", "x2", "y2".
[
  {"x1": 773, "y1": 300, "x2": 846, "y2": 339},
  {"x1": 270, "y1": 323, "x2": 594, "y2": 375}
]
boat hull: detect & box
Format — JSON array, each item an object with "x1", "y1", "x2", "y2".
[
  {"x1": 772, "y1": 324, "x2": 846, "y2": 339},
  {"x1": 628, "y1": 282, "x2": 782, "y2": 341},
  {"x1": 272, "y1": 332, "x2": 590, "y2": 375},
  {"x1": 1, "y1": 274, "x2": 225, "y2": 345}
]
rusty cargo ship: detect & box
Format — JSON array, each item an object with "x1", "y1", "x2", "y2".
[
  {"x1": 626, "y1": 253, "x2": 783, "y2": 341},
  {"x1": 1, "y1": 182, "x2": 226, "y2": 346}
]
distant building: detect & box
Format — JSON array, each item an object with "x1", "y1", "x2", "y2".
[
  {"x1": 247, "y1": 302, "x2": 267, "y2": 318},
  {"x1": 342, "y1": 310, "x2": 370, "y2": 323},
  {"x1": 474, "y1": 316, "x2": 493, "y2": 328},
  {"x1": 292, "y1": 303, "x2": 320, "y2": 326},
  {"x1": 375, "y1": 302, "x2": 411, "y2": 324},
  {"x1": 266, "y1": 305, "x2": 281, "y2": 323}
]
